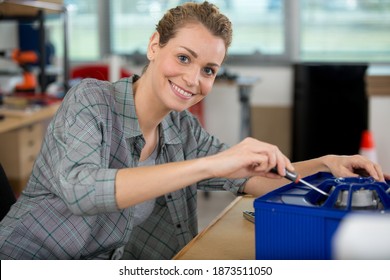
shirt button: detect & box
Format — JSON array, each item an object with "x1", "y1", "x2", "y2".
[
  {"x1": 167, "y1": 195, "x2": 172, "y2": 199},
  {"x1": 176, "y1": 224, "x2": 181, "y2": 228}
]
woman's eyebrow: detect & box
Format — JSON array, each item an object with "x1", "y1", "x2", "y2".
[
  {"x1": 181, "y1": 46, "x2": 198, "y2": 58},
  {"x1": 180, "y1": 46, "x2": 221, "y2": 67}
]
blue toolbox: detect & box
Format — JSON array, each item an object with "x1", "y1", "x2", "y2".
[{"x1": 254, "y1": 172, "x2": 390, "y2": 259}]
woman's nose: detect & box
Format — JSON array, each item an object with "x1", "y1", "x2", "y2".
[{"x1": 183, "y1": 66, "x2": 200, "y2": 87}]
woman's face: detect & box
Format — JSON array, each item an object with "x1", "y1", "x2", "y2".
[{"x1": 147, "y1": 23, "x2": 226, "y2": 112}]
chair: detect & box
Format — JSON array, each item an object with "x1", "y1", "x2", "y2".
[
  {"x1": 70, "y1": 64, "x2": 132, "y2": 81},
  {"x1": 0, "y1": 164, "x2": 16, "y2": 221}
]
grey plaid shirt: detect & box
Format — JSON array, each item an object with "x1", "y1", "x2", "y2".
[{"x1": 0, "y1": 76, "x2": 247, "y2": 259}]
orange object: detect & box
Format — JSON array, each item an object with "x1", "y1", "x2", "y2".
[
  {"x1": 11, "y1": 49, "x2": 38, "y2": 64},
  {"x1": 15, "y1": 72, "x2": 37, "y2": 92},
  {"x1": 359, "y1": 130, "x2": 378, "y2": 163},
  {"x1": 360, "y1": 130, "x2": 375, "y2": 149},
  {"x1": 10, "y1": 49, "x2": 39, "y2": 93}
]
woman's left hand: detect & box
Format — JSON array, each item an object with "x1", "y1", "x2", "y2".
[{"x1": 321, "y1": 154, "x2": 390, "y2": 182}]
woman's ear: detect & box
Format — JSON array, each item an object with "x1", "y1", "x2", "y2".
[{"x1": 147, "y1": 32, "x2": 160, "y2": 61}]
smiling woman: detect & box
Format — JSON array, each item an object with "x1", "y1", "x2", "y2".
[{"x1": 0, "y1": 1, "x2": 387, "y2": 261}]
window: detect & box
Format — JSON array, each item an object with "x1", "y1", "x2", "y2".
[
  {"x1": 47, "y1": 0, "x2": 100, "y2": 61},
  {"x1": 110, "y1": 0, "x2": 286, "y2": 64},
  {"x1": 48, "y1": 0, "x2": 390, "y2": 63},
  {"x1": 300, "y1": 0, "x2": 390, "y2": 62}
]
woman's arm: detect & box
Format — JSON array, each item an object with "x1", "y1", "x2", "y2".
[
  {"x1": 115, "y1": 137, "x2": 293, "y2": 209},
  {"x1": 115, "y1": 158, "x2": 209, "y2": 208}
]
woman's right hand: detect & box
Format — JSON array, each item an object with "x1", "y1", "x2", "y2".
[{"x1": 205, "y1": 137, "x2": 294, "y2": 179}]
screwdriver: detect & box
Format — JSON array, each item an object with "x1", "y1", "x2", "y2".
[{"x1": 271, "y1": 167, "x2": 329, "y2": 196}]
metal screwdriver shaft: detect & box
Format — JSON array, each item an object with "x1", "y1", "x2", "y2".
[{"x1": 271, "y1": 168, "x2": 329, "y2": 196}]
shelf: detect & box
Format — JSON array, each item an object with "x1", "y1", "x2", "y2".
[
  {"x1": 0, "y1": 0, "x2": 69, "y2": 93},
  {"x1": 0, "y1": 0, "x2": 63, "y2": 16}
]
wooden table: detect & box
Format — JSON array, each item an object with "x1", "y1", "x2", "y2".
[
  {"x1": 0, "y1": 102, "x2": 60, "y2": 195},
  {"x1": 0, "y1": 103, "x2": 60, "y2": 133},
  {"x1": 173, "y1": 195, "x2": 256, "y2": 260}
]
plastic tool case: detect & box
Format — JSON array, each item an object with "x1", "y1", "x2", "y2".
[{"x1": 254, "y1": 172, "x2": 390, "y2": 259}]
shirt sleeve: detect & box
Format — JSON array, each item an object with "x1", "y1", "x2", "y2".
[
  {"x1": 50, "y1": 79, "x2": 119, "y2": 215},
  {"x1": 186, "y1": 112, "x2": 249, "y2": 195}
]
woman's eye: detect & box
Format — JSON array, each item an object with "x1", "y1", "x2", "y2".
[
  {"x1": 178, "y1": 55, "x2": 189, "y2": 63},
  {"x1": 203, "y1": 67, "x2": 216, "y2": 76}
]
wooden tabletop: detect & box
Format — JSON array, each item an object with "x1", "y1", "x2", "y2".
[
  {"x1": 0, "y1": 103, "x2": 60, "y2": 134},
  {"x1": 173, "y1": 195, "x2": 256, "y2": 260}
]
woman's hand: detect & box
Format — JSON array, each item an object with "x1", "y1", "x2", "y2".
[
  {"x1": 206, "y1": 137, "x2": 293, "y2": 179},
  {"x1": 321, "y1": 154, "x2": 389, "y2": 182}
]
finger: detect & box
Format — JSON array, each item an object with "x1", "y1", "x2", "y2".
[
  {"x1": 351, "y1": 161, "x2": 383, "y2": 181},
  {"x1": 268, "y1": 147, "x2": 285, "y2": 168},
  {"x1": 359, "y1": 163, "x2": 382, "y2": 182},
  {"x1": 373, "y1": 163, "x2": 385, "y2": 182},
  {"x1": 267, "y1": 151, "x2": 277, "y2": 172},
  {"x1": 275, "y1": 152, "x2": 290, "y2": 177},
  {"x1": 252, "y1": 154, "x2": 270, "y2": 172},
  {"x1": 285, "y1": 156, "x2": 295, "y2": 174},
  {"x1": 276, "y1": 162, "x2": 286, "y2": 177}
]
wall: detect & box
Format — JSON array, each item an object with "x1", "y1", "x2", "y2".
[
  {"x1": 0, "y1": 21, "x2": 18, "y2": 50},
  {"x1": 204, "y1": 65, "x2": 293, "y2": 155},
  {"x1": 0, "y1": 21, "x2": 19, "y2": 72},
  {"x1": 370, "y1": 97, "x2": 390, "y2": 173},
  {"x1": 366, "y1": 66, "x2": 390, "y2": 173}
]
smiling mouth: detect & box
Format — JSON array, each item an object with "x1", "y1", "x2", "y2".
[{"x1": 170, "y1": 81, "x2": 194, "y2": 99}]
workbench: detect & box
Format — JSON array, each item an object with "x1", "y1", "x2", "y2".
[
  {"x1": 0, "y1": 102, "x2": 60, "y2": 195},
  {"x1": 173, "y1": 195, "x2": 256, "y2": 260}
]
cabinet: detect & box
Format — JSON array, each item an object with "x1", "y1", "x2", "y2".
[
  {"x1": 0, "y1": 123, "x2": 43, "y2": 195},
  {"x1": 0, "y1": 103, "x2": 60, "y2": 196},
  {"x1": 292, "y1": 63, "x2": 368, "y2": 162},
  {"x1": 0, "y1": 0, "x2": 69, "y2": 92}
]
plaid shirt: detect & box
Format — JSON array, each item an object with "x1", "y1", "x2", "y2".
[{"x1": 0, "y1": 76, "x2": 247, "y2": 260}]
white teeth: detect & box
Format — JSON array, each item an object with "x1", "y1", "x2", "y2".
[{"x1": 172, "y1": 83, "x2": 192, "y2": 97}]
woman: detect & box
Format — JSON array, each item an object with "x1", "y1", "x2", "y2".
[{"x1": 0, "y1": 1, "x2": 387, "y2": 260}]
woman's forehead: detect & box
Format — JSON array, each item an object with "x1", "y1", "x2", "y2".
[{"x1": 168, "y1": 23, "x2": 226, "y2": 63}]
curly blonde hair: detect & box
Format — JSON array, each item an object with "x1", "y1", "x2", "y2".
[{"x1": 156, "y1": 1, "x2": 233, "y2": 52}]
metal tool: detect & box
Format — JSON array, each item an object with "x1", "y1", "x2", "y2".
[{"x1": 271, "y1": 167, "x2": 329, "y2": 196}]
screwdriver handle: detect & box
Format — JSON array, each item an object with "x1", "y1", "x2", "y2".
[{"x1": 271, "y1": 167, "x2": 300, "y2": 183}]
